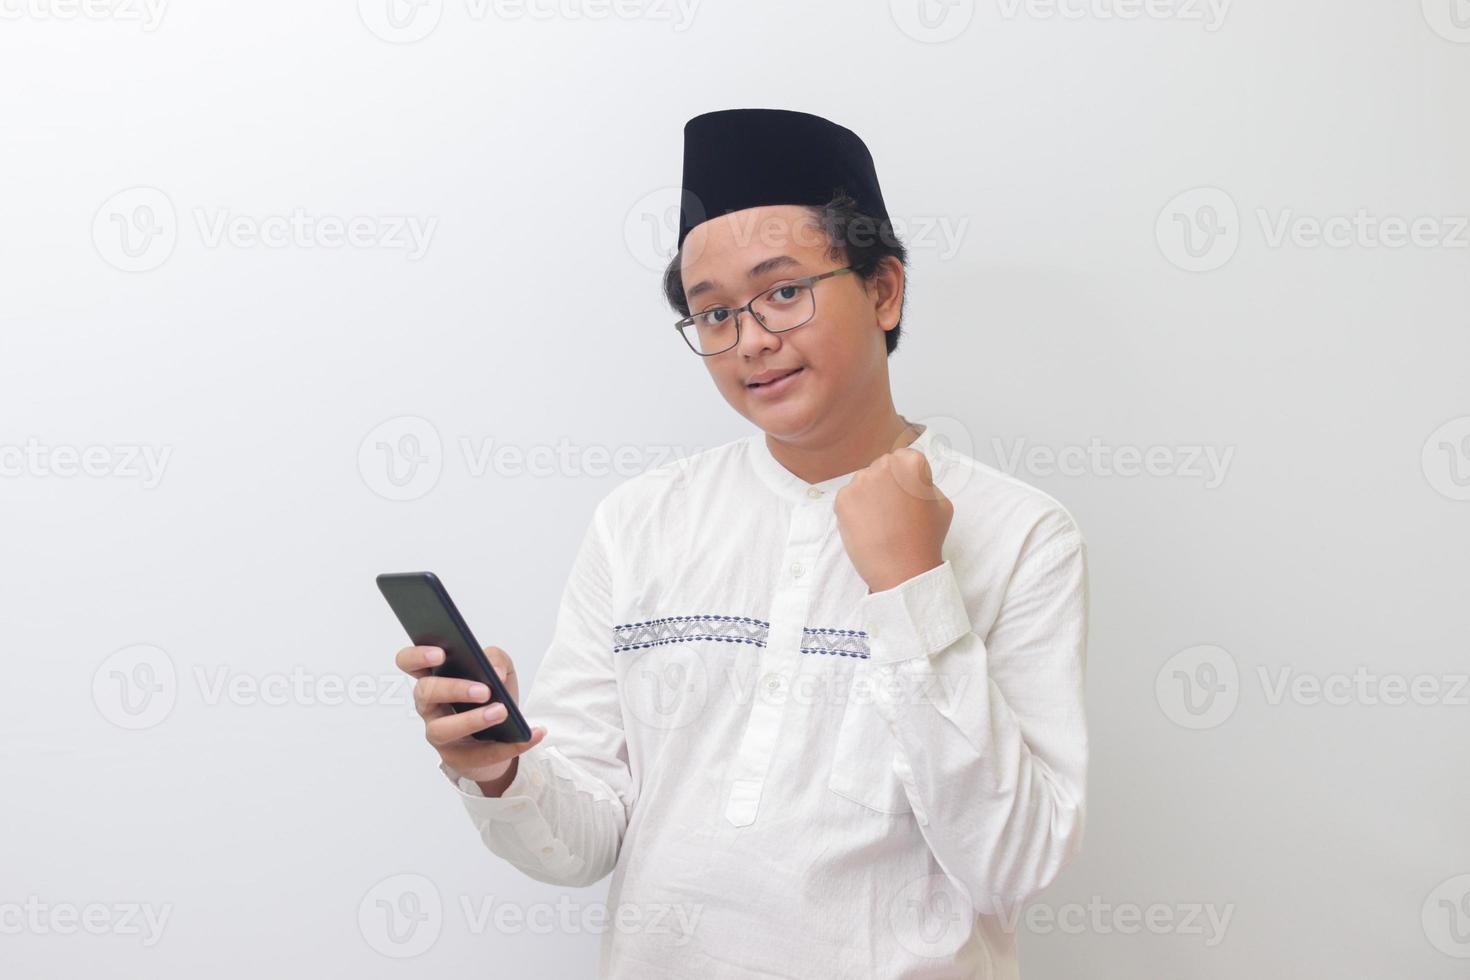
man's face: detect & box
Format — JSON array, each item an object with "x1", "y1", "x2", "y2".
[{"x1": 678, "y1": 205, "x2": 900, "y2": 442}]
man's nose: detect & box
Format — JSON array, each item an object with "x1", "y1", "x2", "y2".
[{"x1": 734, "y1": 308, "x2": 778, "y2": 356}]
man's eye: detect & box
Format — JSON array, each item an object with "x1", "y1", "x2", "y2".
[
  {"x1": 699, "y1": 309, "x2": 732, "y2": 325},
  {"x1": 768, "y1": 285, "x2": 803, "y2": 304}
]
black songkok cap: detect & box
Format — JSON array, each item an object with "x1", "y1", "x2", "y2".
[{"x1": 676, "y1": 108, "x2": 890, "y2": 251}]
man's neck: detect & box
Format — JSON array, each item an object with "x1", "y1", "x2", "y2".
[{"x1": 763, "y1": 411, "x2": 920, "y2": 486}]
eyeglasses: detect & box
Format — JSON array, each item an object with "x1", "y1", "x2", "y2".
[{"x1": 674, "y1": 266, "x2": 855, "y2": 356}]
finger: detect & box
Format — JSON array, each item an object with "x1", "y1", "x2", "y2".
[
  {"x1": 439, "y1": 725, "x2": 548, "y2": 771},
  {"x1": 414, "y1": 675, "x2": 493, "y2": 714},
  {"x1": 482, "y1": 646, "x2": 515, "y2": 682},
  {"x1": 892, "y1": 449, "x2": 941, "y2": 500},
  {"x1": 894, "y1": 446, "x2": 932, "y2": 480},
  {"x1": 395, "y1": 645, "x2": 445, "y2": 678},
  {"x1": 482, "y1": 646, "x2": 517, "y2": 694},
  {"x1": 426, "y1": 701, "x2": 510, "y2": 746}
]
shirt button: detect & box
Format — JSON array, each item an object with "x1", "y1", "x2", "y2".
[
  {"x1": 791, "y1": 562, "x2": 804, "y2": 578},
  {"x1": 806, "y1": 487, "x2": 823, "y2": 499}
]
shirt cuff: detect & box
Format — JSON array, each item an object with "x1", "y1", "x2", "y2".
[
  {"x1": 859, "y1": 559, "x2": 973, "y2": 666},
  {"x1": 438, "y1": 751, "x2": 585, "y2": 878},
  {"x1": 439, "y1": 752, "x2": 546, "y2": 821}
]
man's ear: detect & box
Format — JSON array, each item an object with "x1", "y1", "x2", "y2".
[{"x1": 872, "y1": 256, "x2": 905, "y2": 331}]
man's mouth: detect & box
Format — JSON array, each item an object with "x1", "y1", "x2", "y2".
[{"x1": 747, "y1": 367, "x2": 803, "y2": 389}]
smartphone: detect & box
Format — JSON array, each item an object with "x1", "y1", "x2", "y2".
[{"x1": 376, "y1": 571, "x2": 533, "y2": 743}]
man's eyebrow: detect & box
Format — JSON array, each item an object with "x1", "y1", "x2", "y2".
[{"x1": 684, "y1": 255, "x2": 804, "y2": 303}]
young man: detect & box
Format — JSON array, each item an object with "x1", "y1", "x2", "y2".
[{"x1": 396, "y1": 108, "x2": 1089, "y2": 978}]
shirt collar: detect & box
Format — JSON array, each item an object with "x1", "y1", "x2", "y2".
[{"x1": 745, "y1": 421, "x2": 941, "y2": 504}]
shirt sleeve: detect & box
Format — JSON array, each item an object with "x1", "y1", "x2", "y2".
[
  {"x1": 442, "y1": 497, "x2": 633, "y2": 889},
  {"x1": 856, "y1": 509, "x2": 1089, "y2": 916}
]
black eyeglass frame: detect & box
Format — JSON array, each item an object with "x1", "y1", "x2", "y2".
[{"x1": 673, "y1": 266, "x2": 855, "y2": 357}]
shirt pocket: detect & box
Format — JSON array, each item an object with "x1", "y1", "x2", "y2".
[{"x1": 825, "y1": 687, "x2": 913, "y2": 815}]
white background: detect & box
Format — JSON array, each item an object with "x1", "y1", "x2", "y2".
[{"x1": 2, "y1": 0, "x2": 1469, "y2": 976}]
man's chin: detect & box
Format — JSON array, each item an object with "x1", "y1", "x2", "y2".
[{"x1": 743, "y1": 399, "x2": 819, "y2": 439}]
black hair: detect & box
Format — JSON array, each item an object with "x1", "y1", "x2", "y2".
[{"x1": 661, "y1": 191, "x2": 909, "y2": 356}]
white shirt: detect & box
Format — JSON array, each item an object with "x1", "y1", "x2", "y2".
[{"x1": 442, "y1": 421, "x2": 1089, "y2": 979}]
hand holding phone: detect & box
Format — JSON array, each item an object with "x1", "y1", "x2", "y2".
[{"x1": 380, "y1": 572, "x2": 547, "y2": 793}]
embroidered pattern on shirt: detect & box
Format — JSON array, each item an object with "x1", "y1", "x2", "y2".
[
  {"x1": 612, "y1": 616, "x2": 870, "y2": 659},
  {"x1": 799, "y1": 627, "x2": 871, "y2": 659},
  {"x1": 613, "y1": 615, "x2": 769, "y2": 652}
]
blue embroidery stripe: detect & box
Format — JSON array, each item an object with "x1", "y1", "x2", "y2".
[
  {"x1": 612, "y1": 615, "x2": 869, "y2": 658},
  {"x1": 612, "y1": 614, "x2": 770, "y2": 630},
  {"x1": 799, "y1": 646, "x2": 870, "y2": 659},
  {"x1": 616, "y1": 635, "x2": 768, "y2": 652}
]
